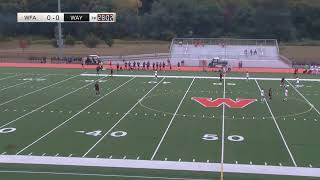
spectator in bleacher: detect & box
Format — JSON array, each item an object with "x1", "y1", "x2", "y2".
[
  {"x1": 156, "y1": 62, "x2": 159, "y2": 70},
  {"x1": 250, "y1": 49, "x2": 253, "y2": 56},
  {"x1": 128, "y1": 62, "x2": 131, "y2": 70},
  {"x1": 133, "y1": 61, "x2": 136, "y2": 69},
  {"x1": 147, "y1": 61, "x2": 150, "y2": 70},
  {"x1": 137, "y1": 62, "x2": 140, "y2": 70},
  {"x1": 244, "y1": 49, "x2": 248, "y2": 56},
  {"x1": 254, "y1": 49, "x2": 257, "y2": 55},
  {"x1": 162, "y1": 62, "x2": 165, "y2": 69},
  {"x1": 124, "y1": 62, "x2": 127, "y2": 69},
  {"x1": 116, "y1": 63, "x2": 120, "y2": 71},
  {"x1": 143, "y1": 62, "x2": 146, "y2": 70},
  {"x1": 152, "y1": 62, "x2": 155, "y2": 70}
]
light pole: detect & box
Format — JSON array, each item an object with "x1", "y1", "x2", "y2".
[{"x1": 57, "y1": 0, "x2": 63, "y2": 59}]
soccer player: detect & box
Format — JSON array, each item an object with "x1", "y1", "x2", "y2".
[
  {"x1": 110, "y1": 68, "x2": 113, "y2": 78},
  {"x1": 95, "y1": 81, "x2": 100, "y2": 95},
  {"x1": 268, "y1": 88, "x2": 272, "y2": 100},
  {"x1": 219, "y1": 72, "x2": 223, "y2": 82},
  {"x1": 296, "y1": 76, "x2": 300, "y2": 87},
  {"x1": 260, "y1": 88, "x2": 265, "y2": 102},
  {"x1": 284, "y1": 87, "x2": 288, "y2": 101},
  {"x1": 96, "y1": 65, "x2": 100, "y2": 75},
  {"x1": 154, "y1": 70, "x2": 158, "y2": 80},
  {"x1": 280, "y1": 77, "x2": 285, "y2": 87},
  {"x1": 246, "y1": 71, "x2": 249, "y2": 81}
]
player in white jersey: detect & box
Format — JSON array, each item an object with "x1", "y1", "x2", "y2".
[
  {"x1": 260, "y1": 89, "x2": 265, "y2": 102},
  {"x1": 246, "y1": 71, "x2": 249, "y2": 81},
  {"x1": 296, "y1": 76, "x2": 300, "y2": 87},
  {"x1": 284, "y1": 87, "x2": 288, "y2": 101},
  {"x1": 154, "y1": 70, "x2": 158, "y2": 79}
]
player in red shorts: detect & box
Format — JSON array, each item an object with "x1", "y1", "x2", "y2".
[{"x1": 95, "y1": 81, "x2": 100, "y2": 95}]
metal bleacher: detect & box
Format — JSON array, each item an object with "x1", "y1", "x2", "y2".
[{"x1": 170, "y1": 38, "x2": 290, "y2": 68}]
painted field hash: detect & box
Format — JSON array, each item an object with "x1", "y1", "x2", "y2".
[{"x1": 0, "y1": 68, "x2": 320, "y2": 180}]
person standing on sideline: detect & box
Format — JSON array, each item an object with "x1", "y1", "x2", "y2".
[{"x1": 246, "y1": 71, "x2": 249, "y2": 81}]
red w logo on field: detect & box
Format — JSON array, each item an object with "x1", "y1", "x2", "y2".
[{"x1": 192, "y1": 98, "x2": 257, "y2": 109}]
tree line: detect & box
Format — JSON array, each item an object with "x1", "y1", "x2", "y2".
[{"x1": 0, "y1": 0, "x2": 320, "y2": 44}]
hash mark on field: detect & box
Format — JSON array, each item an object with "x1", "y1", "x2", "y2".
[
  {"x1": 42, "y1": 153, "x2": 46, "y2": 156},
  {"x1": 309, "y1": 164, "x2": 313, "y2": 168},
  {"x1": 68, "y1": 154, "x2": 73, "y2": 157},
  {"x1": 50, "y1": 110, "x2": 54, "y2": 113},
  {"x1": 55, "y1": 153, "x2": 59, "y2": 157}
]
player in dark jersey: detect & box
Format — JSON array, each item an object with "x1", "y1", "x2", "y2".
[
  {"x1": 219, "y1": 71, "x2": 223, "y2": 82},
  {"x1": 96, "y1": 66, "x2": 100, "y2": 75},
  {"x1": 268, "y1": 88, "x2": 272, "y2": 100},
  {"x1": 280, "y1": 77, "x2": 285, "y2": 87},
  {"x1": 110, "y1": 68, "x2": 113, "y2": 78},
  {"x1": 95, "y1": 81, "x2": 100, "y2": 95}
]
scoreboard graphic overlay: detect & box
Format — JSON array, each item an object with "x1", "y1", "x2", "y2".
[{"x1": 17, "y1": 12, "x2": 116, "y2": 23}]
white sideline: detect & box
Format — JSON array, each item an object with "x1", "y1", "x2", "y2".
[
  {"x1": 0, "y1": 77, "x2": 108, "y2": 129},
  {"x1": 16, "y1": 77, "x2": 135, "y2": 154},
  {"x1": 0, "y1": 155, "x2": 319, "y2": 177},
  {"x1": 0, "y1": 75, "x2": 79, "y2": 107},
  {"x1": 0, "y1": 74, "x2": 21, "y2": 81},
  {"x1": 287, "y1": 80, "x2": 320, "y2": 116},
  {"x1": 0, "y1": 75, "x2": 49, "y2": 91},
  {"x1": 254, "y1": 80, "x2": 297, "y2": 167},
  {"x1": 81, "y1": 73, "x2": 320, "y2": 82},
  {"x1": 82, "y1": 78, "x2": 166, "y2": 157},
  {"x1": 0, "y1": 170, "x2": 208, "y2": 180},
  {"x1": 151, "y1": 78, "x2": 195, "y2": 160}
]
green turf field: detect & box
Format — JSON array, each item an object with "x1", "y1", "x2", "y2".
[{"x1": 0, "y1": 67, "x2": 319, "y2": 180}]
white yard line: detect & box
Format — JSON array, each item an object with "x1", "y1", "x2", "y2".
[
  {"x1": 81, "y1": 73, "x2": 320, "y2": 82},
  {"x1": 150, "y1": 78, "x2": 195, "y2": 160},
  {"x1": 0, "y1": 77, "x2": 108, "y2": 129},
  {"x1": 287, "y1": 80, "x2": 320, "y2": 116},
  {"x1": 16, "y1": 77, "x2": 135, "y2": 154},
  {"x1": 254, "y1": 79, "x2": 297, "y2": 167},
  {"x1": 1, "y1": 155, "x2": 320, "y2": 177},
  {"x1": 0, "y1": 75, "x2": 49, "y2": 91},
  {"x1": 220, "y1": 75, "x2": 226, "y2": 179},
  {"x1": 82, "y1": 78, "x2": 166, "y2": 157},
  {"x1": 0, "y1": 170, "x2": 209, "y2": 180},
  {"x1": 0, "y1": 74, "x2": 21, "y2": 81},
  {"x1": 0, "y1": 75, "x2": 79, "y2": 107}
]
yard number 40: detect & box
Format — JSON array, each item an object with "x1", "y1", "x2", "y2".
[{"x1": 202, "y1": 134, "x2": 244, "y2": 142}]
